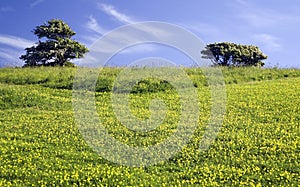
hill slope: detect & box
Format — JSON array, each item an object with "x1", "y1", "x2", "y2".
[{"x1": 0, "y1": 67, "x2": 299, "y2": 186}]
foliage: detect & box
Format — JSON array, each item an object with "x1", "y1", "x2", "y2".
[
  {"x1": 19, "y1": 19, "x2": 89, "y2": 67},
  {"x1": 201, "y1": 42, "x2": 267, "y2": 67},
  {"x1": 0, "y1": 67, "x2": 299, "y2": 186}
]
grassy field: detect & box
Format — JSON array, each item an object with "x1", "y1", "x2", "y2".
[{"x1": 0, "y1": 67, "x2": 299, "y2": 186}]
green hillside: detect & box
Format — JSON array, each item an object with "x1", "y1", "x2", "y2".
[{"x1": 0, "y1": 67, "x2": 299, "y2": 186}]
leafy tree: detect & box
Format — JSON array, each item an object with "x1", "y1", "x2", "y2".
[
  {"x1": 20, "y1": 19, "x2": 88, "y2": 67},
  {"x1": 201, "y1": 42, "x2": 267, "y2": 67}
]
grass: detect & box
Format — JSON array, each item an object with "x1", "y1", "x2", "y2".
[
  {"x1": 0, "y1": 67, "x2": 299, "y2": 186},
  {"x1": 1, "y1": 66, "x2": 300, "y2": 91}
]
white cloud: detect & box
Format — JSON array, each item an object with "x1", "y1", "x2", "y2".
[
  {"x1": 179, "y1": 22, "x2": 221, "y2": 39},
  {"x1": 97, "y1": 3, "x2": 170, "y2": 39},
  {"x1": 0, "y1": 48, "x2": 19, "y2": 61},
  {"x1": 253, "y1": 34, "x2": 281, "y2": 51},
  {"x1": 90, "y1": 4, "x2": 209, "y2": 58},
  {"x1": 0, "y1": 34, "x2": 34, "y2": 49},
  {"x1": 119, "y1": 44, "x2": 156, "y2": 54},
  {"x1": 240, "y1": 11, "x2": 294, "y2": 28},
  {"x1": 232, "y1": 1, "x2": 297, "y2": 28},
  {"x1": 98, "y1": 3, "x2": 135, "y2": 24},
  {"x1": 85, "y1": 22, "x2": 180, "y2": 56},
  {"x1": 0, "y1": 35, "x2": 33, "y2": 67},
  {"x1": 80, "y1": 34, "x2": 101, "y2": 45},
  {"x1": 86, "y1": 15, "x2": 107, "y2": 35},
  {"x1": 0, "y1": 6, "x2": 14, "y2": 12},
  {"x1": 30, "y1": 0, "x2": 45, "y2": 8},
  {"x1": 0, "y1": 48, "x2": 24, "y2": 67},
  {"x1": 234, "y1": 0, "x2": 248, "y2": 6},
  {"x1": 84, "y1": 5, "x2": 160, "y2": 56}
]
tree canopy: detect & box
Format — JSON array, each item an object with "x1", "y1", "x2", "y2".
[
  {"x1": 201, "y1": 42, "x2": 267, "y2": 67},
  {"x1": 20, "y1": 19, "x2": 88, "y2": 67}
]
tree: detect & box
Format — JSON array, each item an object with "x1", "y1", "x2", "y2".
[
  {"x1": 201, "y1": 42, "x2": 267, "y2": 67},
  {"x1": 20, "y1": 19, "x2": 89, "y2": 67}
]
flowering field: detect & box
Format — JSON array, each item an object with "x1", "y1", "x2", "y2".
[{"x1": 0, "y1": 67, "x2": 299, "y2": 186}]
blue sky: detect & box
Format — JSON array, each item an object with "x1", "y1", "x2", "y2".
[{"x1": 0, "y1": 0, "x2": 299, "y2": 67}]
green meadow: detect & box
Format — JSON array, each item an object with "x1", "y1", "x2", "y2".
[{"x1": 0, "y1": 67, "x2": 299, "y2": 186}]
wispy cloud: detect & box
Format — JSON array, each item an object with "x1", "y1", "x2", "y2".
[
  {"x1": 30, "y1": 0, "x2": 45, "y2": 8},
  {"x1": 0, "y1": 35, "x2": 34, "y2": 67},
  {"x1": 179, "y1": 22, "x2": 221, "y2": 40},
  {"x1": 240, "y1": 11, "x2": 294, "y2": 28},
  {"x1": 98, "y1": 3, "x2": 136, "y2": 24},
  {"x1": 83, "y1": 4, "x2": 160, "y2": 56},
  {"x1": 253, "y1": 34, "x2": 281, "y2": 51},
  {"x1": 84, "y1": 21, "x2": 178, "y2": 56},
  {"x1": 119, "y1": 44, "x2": 156, "y2": 54},
  {"x1": 80, "y1": 34, "x2": 101, "y2": 45},
  {"x1": 0, "y1": 47, "x2": 24, "y2": 67},
  {"x1": 0, "y1": 34, "x2": 33, "y2": 49},
  {"x1": 0, "y1": 6, "x2": 14, "y2": 12},
  {"x1": 234, "y1": 0, "x2": 248, "y2": 6},
  {"x1": 97, "y1": 3, "x2": 171, "y2": 39},
  {"x1": 86, "y1": 15, "x2": 107, "y2": 35},
  {"x1": 89, "y1": 3, "x2": 207, "y2": 60},
  {"x1": 232, "y1": 0, "x2": 297, "y2": 28},
  {"x1": 82, "y1": 15, "x2": 106, "y2": 45},
  {"x1": 0, "y1": 48, "x2": 19, "y2": 61}
]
